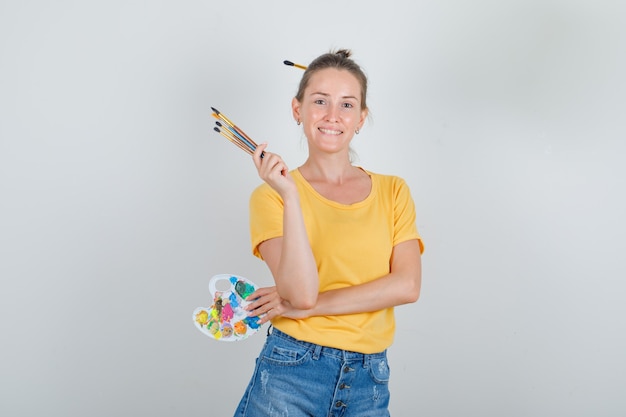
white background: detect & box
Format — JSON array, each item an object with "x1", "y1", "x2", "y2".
[{"x1": 1, "y1": 1, "x2": 625, "y2": 416}]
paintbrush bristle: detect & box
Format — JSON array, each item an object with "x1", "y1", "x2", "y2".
[
  {"x1": 284, "y1": 60, "x2": 307, "y2": 70},
  {"x1": 210, "y1": 107, "x2": 264, "y2": 158}
]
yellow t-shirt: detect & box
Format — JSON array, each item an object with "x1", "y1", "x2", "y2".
[{"x1": 249, "y1": 168, "x2": 423, "y2": 353}]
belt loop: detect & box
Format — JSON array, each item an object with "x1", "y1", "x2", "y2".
[
  {"x1": 363, "y1": 353, "x2": 369, "y2": 368},
  {"x1": 312, "y1": 344, "x2": 322, "y2": 361}
]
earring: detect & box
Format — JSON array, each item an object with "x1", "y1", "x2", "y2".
[
  {"x1": 297, "y1": 120, "x2": 301, "y2": 125},
  {"x1": 355, "y1": 128, "x2": 360, "y2": 134}
]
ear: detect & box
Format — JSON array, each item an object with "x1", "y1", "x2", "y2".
[
  {"x1": 291, "y1": 97, "x2": 301, "y2": 122},
  {"x1": 357, "y1": 108, "x2": 368, "y2": 131}
]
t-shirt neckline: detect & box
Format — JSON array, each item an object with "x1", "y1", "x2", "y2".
[{"x1": 293, "y1": 167, "x2": 376, "y2": 208}]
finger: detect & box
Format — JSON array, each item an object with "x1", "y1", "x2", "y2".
[
  {"x1": 245, "y1": 289, "x2": 263, "y2": 301},
  {"x1": 257, "y1": 305, "x2": 282, "y2": 324},
  {"x1": 264, "y1": 154, "x2": 283, "y2": 174},
  {"x1": 252, "y1": 143, "x2": 268, "y2": 169},
  {"x1": 258, "y1": 312, "x2": 271, "y2": 324},
  {"x1": 244, "y1": 294, "x2": 272, "y2": 313},
  {"x1": 247, "y1": 296, "x2": 282, "y2": 317},
  {"x1": 258, "y1": 151, "x2": 286, "y2": 176},
  {"x1": 244, "y1": 297, "x2": 265, "y2": 312},
  {"x1": 247, "y1": 296, "x2": 277, "y2": 314},
  {"x1": 245, "y1": 286, "x2": 276, "y2": 302}
]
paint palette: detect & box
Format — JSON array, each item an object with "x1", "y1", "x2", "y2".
[{"x1": 193, "y1": 274, "x2": 263, "y2": 342}]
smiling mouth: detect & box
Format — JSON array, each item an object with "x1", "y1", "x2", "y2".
[{"x1": 318, "y1": 128, "x2": 343, "y2": 135}]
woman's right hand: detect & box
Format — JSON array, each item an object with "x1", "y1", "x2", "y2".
[{"x1": 253, "y1": 143, "x2": 297, "y2": 198}]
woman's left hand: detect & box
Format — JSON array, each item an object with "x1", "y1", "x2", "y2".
[{"x1": 245, "y1": 286, "x2": 312, "y2": 324}]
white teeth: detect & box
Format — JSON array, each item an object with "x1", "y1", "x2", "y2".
[{"x1": 319, "y1": 128, "x2": 342, "y2": 135}]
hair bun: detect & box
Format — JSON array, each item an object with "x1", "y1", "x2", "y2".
[{"x1": 335, "y1": 49, "x2": 352, "y2": 59}]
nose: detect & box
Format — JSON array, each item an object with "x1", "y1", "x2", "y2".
[{"x1": 325, "y1": 103, "x2": 340, "y2": 122}]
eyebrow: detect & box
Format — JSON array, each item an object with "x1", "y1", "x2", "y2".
[{"x1": 310, "y1": 92, "x2": 359, "y2": 101}]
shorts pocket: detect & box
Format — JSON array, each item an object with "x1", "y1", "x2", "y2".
[
  {"x1": 369, "y1": 357, "x2": 390, "y2": 384},
  {"x1": 261, "y1": 336, "x2": 312, "y2": 366}
]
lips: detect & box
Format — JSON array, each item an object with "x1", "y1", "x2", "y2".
[{"x1": 318, "y1": 127, "x2": 343, "y2": 135}]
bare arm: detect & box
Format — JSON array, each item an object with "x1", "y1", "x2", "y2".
[
  {"x1": 312, "y1": 239, "x2": 421, "y2": 314},
  {"x1": 247, "y1": 239, "x2": 422, "y2": 322},
  {"x1": 252, "y1": 144, "x2": 319, "y2": 309}
]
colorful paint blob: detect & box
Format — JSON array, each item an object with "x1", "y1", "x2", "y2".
[{"x1": 193, "y1": 274, "x2": 263, "y2": 342}]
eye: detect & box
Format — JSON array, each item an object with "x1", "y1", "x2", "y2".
[
  {"x1": 314, "y1": 99, "x2": 325, "y2": 105},
  {"x1": 342, "y1": 102, "x2": 354, "y2": 109}
]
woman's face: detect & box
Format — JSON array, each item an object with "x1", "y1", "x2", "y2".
[{"x1": 292, "y1": 68, "x2": 367, "y2": 156}]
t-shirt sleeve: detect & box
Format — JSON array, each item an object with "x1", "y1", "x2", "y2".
[
  {"x1": 249, "y1": 183, "x2": 284, "y2": 259},
  {"x1": 393, "y1": 177, "x2": 424, "y2": 253}
]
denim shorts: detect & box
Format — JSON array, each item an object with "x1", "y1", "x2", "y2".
[{"x1": 234, "y1": 327, "x2": 391, "y2": 417}]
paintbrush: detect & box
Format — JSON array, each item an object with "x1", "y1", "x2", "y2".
[
  {"x1": 214, "y1": 120, "x2": 257, "y2": 153},
  {"x1": 283, "y1": 60, "x2": 307, "y2": 70},
  {"x1": 213, "y1": 126, "x2": 253, "y2": 155},
  {"x1": 211, "y1": 107, "x2": 264, "y2": 158}
]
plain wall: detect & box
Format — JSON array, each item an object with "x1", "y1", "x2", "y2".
[{"x1": 1, "y1": 1, "x2": 625, "y2": 416}]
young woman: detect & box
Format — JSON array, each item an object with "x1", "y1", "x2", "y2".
[{"x1": 234, "y1": 49, "x2": 424, "y2": 417}]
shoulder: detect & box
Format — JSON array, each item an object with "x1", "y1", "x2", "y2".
[
  {"x1": 250, "y1": 182, "x2": 272, "y2": 200},
  {"x1": 250, "y1": 182, "x2": 281, "y2": 208},
  {"x1": 251, "y1": 181, "x2": 273, "y2": 196}
]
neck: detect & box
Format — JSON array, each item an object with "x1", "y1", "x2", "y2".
[{"x1": 299, "y1": 156, "x2": 359, "y2": 184}]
